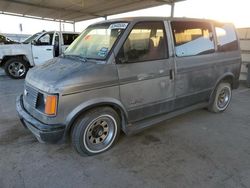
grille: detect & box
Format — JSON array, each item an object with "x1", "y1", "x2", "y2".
[{"x1": 24, "y1": 84, "x2": 39, "y2": 108}]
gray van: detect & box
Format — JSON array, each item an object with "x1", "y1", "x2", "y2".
[{"x1": 16, "y1": 17, "x2": 241, "y2": 156}]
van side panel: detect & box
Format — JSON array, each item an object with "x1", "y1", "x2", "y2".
[
  {"x1": 172, "y1": 21, "x2": 241, "y2": 110},
  {"x1": 174, "y1": 52, "x2": 241, "y2": 109}
]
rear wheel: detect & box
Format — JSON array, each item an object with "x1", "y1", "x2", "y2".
[
  {"x1": 4, "y1": 58, "x2": 29, "y2": 79},
  {"x1": 71, "y1": 107, "x2": 121, "y2": 156},
  {"x1": 208, "y1": 82, "x2": 232, "y2": 113}
]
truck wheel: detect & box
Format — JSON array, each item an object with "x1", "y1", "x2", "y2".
[
  {"x1": 4, "y1": 58, "x2": 29, "y2": 79},
  {"x1": 208, "y1": 82, "x2": 232, "y2": 113},
  {"x1": 71, "y1": 107, "x2": 121, "y2": 156}
]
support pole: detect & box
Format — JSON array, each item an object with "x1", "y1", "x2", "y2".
[
  {"x1": 59, "y1": 20, "x2": 62, "y2": 32},
  {"x1": 73, "y1": 22, "x2": 76, "y2": 32},
  {"x1": 170, "y1": 2, "x2": 175, "y2": 18},
  {"x1": 104, "y1": 16, "x2": 107, "y2": 20}
]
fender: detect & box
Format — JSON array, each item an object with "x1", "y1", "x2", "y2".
[
  {"x1": 215, "y1": 72, "x2": 235, "y2": 88},
  {"x1": 0, "y1": 43, "x2": 34, "y2": 66},
  {"x1": 209, "y1": 72, "x2": 235, "y2": 104},
  {"x1": 64, "y1": 97, "x2": 128, "y2": 136}
]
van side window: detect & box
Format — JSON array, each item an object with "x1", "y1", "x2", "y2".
[
  {"x1": 215, "y1": 24, "x2": 239, "y2": 52},
  {"x1": 171, "y1": 21, "x2": 215, "y2": 57},
  {"x1": 63, "y1": 34, "x2": 79, "y2": 45},
  {"x1": 117, "y1": 21, "x2": 168, "y2": 63}
]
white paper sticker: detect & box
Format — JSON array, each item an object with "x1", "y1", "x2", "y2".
[{"x1": 109, "y1": 23, "x2": 128, "y2": 30}]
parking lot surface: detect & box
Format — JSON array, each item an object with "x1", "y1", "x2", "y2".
[{"x1": 0, "y1": 70, "x2": 250, "y2": 188}]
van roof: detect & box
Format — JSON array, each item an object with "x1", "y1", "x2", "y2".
[{"x1": 94, "y1": 17, "x2": 233, "y2": 26}]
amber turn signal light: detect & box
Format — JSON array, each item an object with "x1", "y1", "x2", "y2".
[{"x1": 45, "y1": 95, "x2": 57, "y2": 115}]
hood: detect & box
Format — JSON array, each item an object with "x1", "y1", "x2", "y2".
[
  {"x1": 26, "y1": 57, "x2": 119, "y2": 94},
  {"x1": 0, "y1": 43, "x2": 31, "y2": 57},
  {"x1": 0, "y1": 43, "x2": 29, "y2": 49},
  {"x1": 0, "y1": 41, "x2": 20, "y2": 45}
]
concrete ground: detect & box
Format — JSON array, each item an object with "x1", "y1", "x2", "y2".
[{"x1": 0, "y1": 69, "x2": 250, "y2": 188}]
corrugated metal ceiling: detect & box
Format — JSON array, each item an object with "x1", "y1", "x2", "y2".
[{"x1": 0, "y1": 0, "x2": 184, "y2": 22}]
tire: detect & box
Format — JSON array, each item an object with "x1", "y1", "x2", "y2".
[
  {"x1": 4, "y1": 58, "x2": 29, "y2": 79},
  {"x1": 208, "y1": 82, "x2": 232, "y2": 113},
  {"x1": 71, "y1": 107, "x2": 121, "y2": 156}
]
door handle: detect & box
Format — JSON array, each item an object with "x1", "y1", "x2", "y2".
[
  {"x1": 46, "y1": 49, "x2": 52, "y2": 51},
  {"x1": 170, "y1": 69, "x2": 174, "y2": 80}
]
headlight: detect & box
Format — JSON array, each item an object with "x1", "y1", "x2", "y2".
[{"x1": 44, "y1": 95, "x2": 58, "y2": 116}]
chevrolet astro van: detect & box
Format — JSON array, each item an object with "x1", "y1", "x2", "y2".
[{"x1": 16, "y1": 17, "x2": 241, "y2": 156}]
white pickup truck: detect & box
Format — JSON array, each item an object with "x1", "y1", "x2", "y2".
[{"x1": 0, "y1": 31, "x2": 79, "y2": 79}]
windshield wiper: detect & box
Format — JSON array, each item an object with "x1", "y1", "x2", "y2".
[{"x1": 63, "y1": 54, "x2": 87, "y2": 63}]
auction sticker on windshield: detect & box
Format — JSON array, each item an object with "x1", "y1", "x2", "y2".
[
  {"x1": 84, "y1": 35, "x2": 92, "y2": 40},
  {"x1": 108, "y1": 23, "x2": 128, "y2": 30},
  {"x1": 98, "y1": 47, "x2": 109, "y2": 57}
]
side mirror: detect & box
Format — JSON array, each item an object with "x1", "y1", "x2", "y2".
[
  {"x1": 209, "y1": 33, "x2": 213, "y2": 41},
  {"x1": 31, "y1": 40, "x2": 38, "y2": 45},
  {"x1": 117, "y1": 57, "x2": 127, "y2": 64}
]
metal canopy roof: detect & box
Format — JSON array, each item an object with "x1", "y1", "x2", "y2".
[{"x1": 0, "y1": 0, "x2": 184, "y2": 23}]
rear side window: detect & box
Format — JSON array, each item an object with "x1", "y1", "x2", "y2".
[
  {"x1": 215, "y1": 24, "x2": 238, "y2": 52},
  {"x1": 171, "y1": 21, "x2": 215, "y2": 57},
  {"x1": 63, "y1": 34, "x2": 79, "y2": 45},
  {"x1": 117, "y1": 21, "x2": 168, "y2": 63}
]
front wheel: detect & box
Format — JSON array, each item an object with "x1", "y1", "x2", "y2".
[
  {"x1": 208, "y1": 82, "x2": 232, "y2": 113},
  {"x1": 4, "y1": 58, "x2": 29, "y2": 79},
  {"x1": 71, "y1": 107, "x2": 121, "y2": 156}
]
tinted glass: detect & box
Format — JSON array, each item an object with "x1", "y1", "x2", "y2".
[
  {"x1": 215, "y1": 24, "x2": 238, "y2": 51},
  {"x1": 171, "y1": 21, "x2": 215, "y2": 57},
  {"x1": 117, "y1": 21, "x2": 168, "y2": 63},
  {"x1": 63, "y1": 34, "x2": 79, "y2": 45}
]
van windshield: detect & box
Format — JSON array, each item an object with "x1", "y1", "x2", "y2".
[{"x1": 64, "y1": 22, "x2": 128, "y2": 60}]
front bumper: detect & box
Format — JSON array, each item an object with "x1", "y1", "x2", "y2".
[{"x1": 16, "y1": 95, "x2": 65, "y2": 143}]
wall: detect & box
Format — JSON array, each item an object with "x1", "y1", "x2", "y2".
[{"x1": 237, "y1": 28, "x2": 250, "y2": 81}]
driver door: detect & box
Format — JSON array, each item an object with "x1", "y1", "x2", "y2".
[
  {"x1": 116, "y1": 21, "x2": 175, "y2": 122},
  {"x1": 32, "y1": 32, "x2": 55, "y2": 65}
]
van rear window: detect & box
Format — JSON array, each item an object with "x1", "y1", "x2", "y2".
[
  {"x1": 215, "y1": 24, "x2": 239, "y2": 52},
  {"x1": 171, "y1": 21, "x2": 215, "y2": 57}
]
